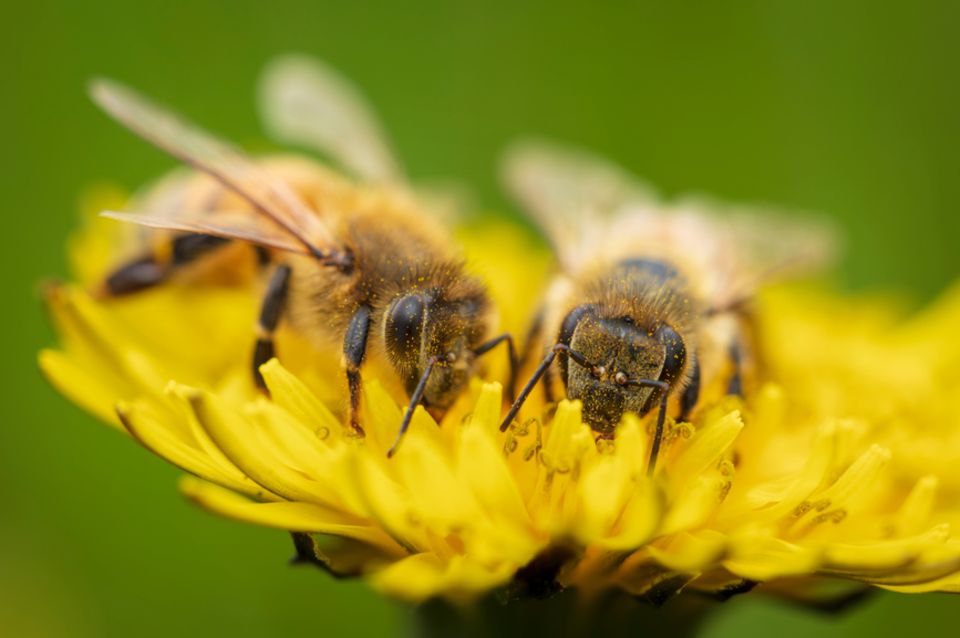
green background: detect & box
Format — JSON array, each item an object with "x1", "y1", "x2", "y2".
[{"x1": 3, "y1": 1, "x2": 958, "y2": 636}]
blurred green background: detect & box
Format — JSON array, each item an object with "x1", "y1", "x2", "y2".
[{"x1": 3, "y1": 1, "x2": 959, "y2": 636}]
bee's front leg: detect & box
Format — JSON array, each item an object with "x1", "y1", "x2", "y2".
[
  {"x1": 471, "y1": 333, "x2": 518, "y2": 403},
  {"x1": 343, "y1": 306, "x2": 372, "y2": 437},
  {"x1": 253, "y1": 264, "x2": 292, "y2": 388},
  {"x1": 707, "y1": 301, "x2": 757, "y2": 398}
]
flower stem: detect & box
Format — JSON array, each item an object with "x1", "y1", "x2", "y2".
[{"x1": 411, "y1": 590, "x2": 712, "y2": 638}]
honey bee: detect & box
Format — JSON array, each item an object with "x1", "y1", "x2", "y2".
[
  {"x1": 499, "y1": 140, "x2": 836, "y2": 473},
  {"x1": 90, "y1": 56, "x2": 516, "y2": 455}
]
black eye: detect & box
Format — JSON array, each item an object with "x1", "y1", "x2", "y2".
[
  {"x1": 654, "y1": 324, "x2": 686, "y2": 384},
  {"x1": 386, "y1": 294, "x2": 425, "y2": 364}
]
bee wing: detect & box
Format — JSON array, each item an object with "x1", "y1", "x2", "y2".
[
  {"x1": 666, "y1": 197, "x2": 840, "y2": 307},
  {"x1": 596, "y1": 195, "x2": 839, "y2": 309},
  {"x1": 500, "y1": 138, "x2": 658, "y2": 270},
  {"x1": 101, "y1": 209, "x2": 310, "y2": 255},
  {"x1": 90, "y1": 78, "x2": 341, "y2": 258},
  {"x1": 258, "y1": 54, "x2": 404, "y2": 184},
  {"x1": 503, "y1": 138, "x2": 838, "y2": 299}
]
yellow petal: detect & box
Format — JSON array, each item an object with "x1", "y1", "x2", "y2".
[
  {"x1": 457, "y1": 384, "x2": 533, "y2": 528},
  {"x1": 649, "y1": 530, "x2": 727, "y2": 573},
  {"x1": 117, "y1": 398, "x2": 265, "y2": 498},
  {"x1": 370, "y1": 553, "x2": 514, "y2": 602},
  {"x1": 724, "y1": 535, "x2": 821, "y2": 580},
  {"x1": 667, "y1": 409, "x2": 743, "y2": 484},
  {"x1": 815, "y1": 444, "x2": 891, "y2": 507},
  {"x1": 38, "y1": 349, "x2": 124, "y2": 429},
  {"x1": 895, "y1": 476, "x2": 939, "y2": 537},
  {"x1": 349, "y1": 452, "x2": 427, "y2": 553},
  {"x1": 660, "y1": 474, "x2": 726, "y2": 535},
  {"x1": 393, "y1": 422, "x2": 483, "y2": 535},
  {"x1": 723, "y1": 420, "x2": 836, "y2": 524},
  {"x1": 259, "y1": 358, "x2": 343, "y2": 444},
  {"x1": 601, "y1": 478, "x2": 661, "y2": 550},
  {"x1": 179, "y1": 476, "x2": 404, "y2": 555},
  {"x1": 821, "y1": 525, "x2": 951, "y2": 571},
  {"x1": 187, "y1": 389, "x2": 339, "y2": 506},
  {"x1": 362, "y1": 380, "x2": 406, "y2": 456},
  {"x1": 574, "y1": 455, "x2": 632, "y2": 542}
]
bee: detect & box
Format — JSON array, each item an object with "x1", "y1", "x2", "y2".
[
  {"x1": 498, "y1": 141, "x2": 836, "y2": 474},
  {"x1": 90, "y1": 56, "x2": 516, "y2": 455}
]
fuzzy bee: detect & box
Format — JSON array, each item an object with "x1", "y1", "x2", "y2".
[
  {"x1": 499, "y1": 141, "x2": 836, "y2": 473},
  {"x1": 91, "y1": 56, "x2": 515, "y2": 455}
]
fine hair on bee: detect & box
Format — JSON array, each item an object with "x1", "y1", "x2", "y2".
[
  {"x1": 498, "y1": 140, "x2": 837, "y2": 475},
  {"x1": 89, "y1": 56, "x2": 517, "y2": 456}
]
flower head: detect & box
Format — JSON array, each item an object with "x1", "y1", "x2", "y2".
[{"x1": 40, "y1": 208, "x2": 960, "y2": 605}]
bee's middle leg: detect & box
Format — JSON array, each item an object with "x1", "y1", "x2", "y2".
[
  {"x1": 708, "y1": 301, "x2": 757, "y2": 398},
  {"x1": 343, "y1": 306, "x2": 372, "y2": 437},
  {"x1": 679, "y1": 359, "x2": 701, "y2": 422},
  {"x1": 471, "y1": 333, "x2": 518, "y2": 403},
  {"x1": 252, "y1": 264, "x2": 292, "y2": 388},
  {"x1": 517, "y1": 307, "x2": 557, "y2": 404},
  {"x1": 727, "y1": 341, "x2": 743, "y2": 396}
]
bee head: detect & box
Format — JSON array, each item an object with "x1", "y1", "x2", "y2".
[
  {"x1": 564, "y1": 312, "x2": 685, "y2": 435},
  {"x1": 384, "y1": 290, "x2": 488, "y2": 412}
]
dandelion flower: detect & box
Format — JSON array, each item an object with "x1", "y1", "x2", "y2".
[{"x1": 40, "y1": 205, "x2": 960, "y2": 621}]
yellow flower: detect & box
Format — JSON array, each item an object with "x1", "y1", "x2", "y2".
[{"x1": 39, "y1": 207, "x2": 960, "y2": 605}]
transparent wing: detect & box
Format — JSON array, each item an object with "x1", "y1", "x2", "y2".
[
  {"x1": 500, "y1": 138, "x2": 658, "y2": 268},
  {"x1": 90, "y1": 78, "x2": 340, "y2": 258},
  {"x1": 101, "y1": 209, "x2": 311, "y2": 255},
  {"x1": 502, "y1": 138, "x2": 838, "y2": 295},
  {"x1": 593, "y1": 196, "x2": 840, "y2": 307},
  {"x1": 258, "y1": 54, "x2": 403, "y2": 184},
  {"x1": 670, "y1": 197, "x2": 840, "y2": 306}
]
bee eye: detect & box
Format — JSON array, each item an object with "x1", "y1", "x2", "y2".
[
  {"x1": 593, "y1": 365, "x2": 606, "y2": 378},
  {"x1": 614, "y1": 371, "x2": 628, "y2": 385},
  {"x1": 386, "y1": 294, "x2": 425, "y2": 363},
  {"x1": 654, "y1": 324, "x2": 686, "y2": 383}
]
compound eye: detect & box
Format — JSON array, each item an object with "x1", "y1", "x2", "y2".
[
  {"x1": 654, "y1": 324, "x2": 686, "y2": 383},
  {"x1": 386, "y1": 294, "x2": 425, "y2": 364},
  {"x1": 614, "y1": 371, "x2": 628, "y2": 385}
]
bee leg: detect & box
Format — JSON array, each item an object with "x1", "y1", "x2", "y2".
[
  {"x1": 727, "y1": 341, "x2": 743, "y2": 396},
  {"x1": 343, "y1": 306, "x2": 373, "y2": 437},
  {"x1": 679, "y1": 359, "x2": 701, "y2": 422},
  {"x1": 252, "y1": 264, "x2": 292, "y2": 389},
  {"x1": 500, "y1": 343, "x2": 592, "y2": 432},
  {"x1": 517, "y1": 308, "x2": 545, "y2": 370},
  {"x1": 514, "y1": 308, "x2": 556, "y2": 404},
  {"x1": 103, "y1": 255, "x2": 169, "y2": 295},
  {"x1": 541, "y1": 362, "x2": 557, "y2": 404},
  {"x1": 472, "y1": 334, "x2": 518, "y2": 403},
  {"x1": 102, "y1": 233, "x2": 231, "y2": 296},
  {"x1": 708, "y1": 300, "x2": 757, "y2": 394}
]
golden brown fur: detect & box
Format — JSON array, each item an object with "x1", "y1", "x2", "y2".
[{"x1": 128, "y1": 154, "x2": 493, "y2": 413}]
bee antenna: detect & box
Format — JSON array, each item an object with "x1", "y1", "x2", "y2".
[
  {"x1": 499, "y1": 343, "x2": 595, "y2": 432},
  {"x1": 387, "y1": 355, "x2": 440, "y2": 458},
  {"x1": 318, "y1": 247, "x2": 354, "y2": 272},
  {"x1": 625, "y1": 378, "x2": 670, "y2": 476}
]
